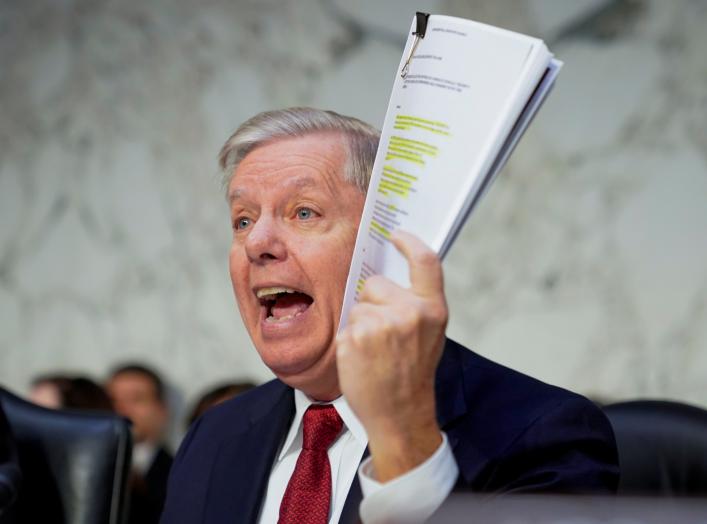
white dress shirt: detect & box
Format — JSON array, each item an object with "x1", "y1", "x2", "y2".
[
  {"x1": 132, "y1": 441, "x2": 158, "y2": 475},
  {"x1": 257, "y1": 390, "x2": 458, "y2": 523}
]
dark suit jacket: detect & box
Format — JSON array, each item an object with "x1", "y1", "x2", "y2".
[
  {"x1": 161, "y1": 339, "x2": 619, "y2": 523},
  {"x1": 129, "y1": 446, "x2": 173, "y2": 524}
]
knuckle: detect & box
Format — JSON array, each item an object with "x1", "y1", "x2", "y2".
[
  {"x1": 349, "y1": 303, "x2": 366, "y2": 322},
  {"x1": 398, "y1": 305, "x2": 423, "y2": 333},
  {"x1": 361, "y1": 275, "x2": 386, "y2": 295},
  {"x1": 335, "y1": 334, "x2": 350, "y2": 356},
  {"x1": 410, "y1": 304, "x2": 425, "y2": 325},
  {"x1": 367, "y1": 274, "x2": 387, "y2": 285},
  {"x1": 351, "y1": 322, "x2": 374, "y2": 346},
  {"x1": 427, "y1": 300, "x2": 449, "y2": 325},
  {"x1": 373, "y1": 313, "x2": 394, "y2": 335},
  {"x1": 415, "y1": 249, "x2": 439, "y2": 269}
]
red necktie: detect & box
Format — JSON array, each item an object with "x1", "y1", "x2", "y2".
[{"x1": 278, "y1": 404, "x2": 343, "y2": 524}]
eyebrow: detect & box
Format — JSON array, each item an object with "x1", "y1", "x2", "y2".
[
  {"x1": 228, "y1": 176, "x2": 323, "y2": 205},
  {"x1": 228, "y1": 187, "x2": 243, "y2": 204}
]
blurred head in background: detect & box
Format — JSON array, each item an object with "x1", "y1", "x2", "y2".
[
  {"x1": 29, "y1": 376, "x2": 68, "y2": 409},
  {"x1": 106, "y1": 364, "x2": 169, "y2": 445},
  {"x1": 29, "y1": 375, "x2": 113, "y2": 411},
  {"x1": 186, "y1": 381, "x2": 257, "y2": 427}
]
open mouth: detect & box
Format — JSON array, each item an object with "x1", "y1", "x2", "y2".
[{"x1": 256, "y1": 287, "x2": 314, "y2": 323}]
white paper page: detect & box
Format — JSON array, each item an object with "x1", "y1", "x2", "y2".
[
  {"x1": 439, "y1": 58, "x2": 563, "y2": 258},
  {"x1": 339, "y1": 15, "x2": 556, "y2": 328}
]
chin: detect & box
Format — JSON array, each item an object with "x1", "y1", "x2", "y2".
[{"x1": 257, "y1": 338, "x2": 318, "y2": 371}]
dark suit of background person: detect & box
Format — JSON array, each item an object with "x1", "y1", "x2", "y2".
[
  {"x1": 129, "y1": 446, "x2": 173, "y2": 524},
  {"x1": 160, "y1": 338, "x2": 619, "y2": 524}
]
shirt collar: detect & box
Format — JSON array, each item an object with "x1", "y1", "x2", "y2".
[
  {"x1": 277, "y1": 389, "x2": 368, "y2": 462},
  {"x1": 132, "y1": 442, "x2": 157, "y2": 474}
]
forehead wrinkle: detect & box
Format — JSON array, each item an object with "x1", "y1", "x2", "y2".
[
  {"x1": 228, "y1": 136, "x2": 350, "y2": 204},
  {"x1": 240, "y1": 144, "x2": 343, "y2": 176},
  {"x1": 228, "y1": 174, "x2": 342, "y2": 207},
  {"x1": 287, "y1": 173, "x2": 344, "y2": 198},
  {"x1": 229, "y1": 155, "x2": 348, "y2": 205}
]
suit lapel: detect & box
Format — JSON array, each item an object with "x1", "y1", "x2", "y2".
[
  {"x1": 339, "y1": 446, "x2": 369, "y2": 524},
  {"x1": 203, "y1": 383, "x2": 295, "y2": 524},
  {"x1": 339, "y1": 473, "x2": 362, "y2": 524},
  {"x1": 435, "y1": 339, "x2": 469, "y2": 444}
]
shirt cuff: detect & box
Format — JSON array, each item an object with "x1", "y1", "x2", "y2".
[{"x1": 358, "y1": 432, "x2": 458, "y2": 524}]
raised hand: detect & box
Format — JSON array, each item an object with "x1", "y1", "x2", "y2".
[{"x1": 336, "y1": 230, "x2": 448, "y2": 482}]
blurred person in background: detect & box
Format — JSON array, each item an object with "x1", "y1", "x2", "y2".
[
  {"x1": 29, "y1": 374, "x2": 113, "y2": 411},
  {"x1": 186, "y1": 381, "x2": 256, "y2": 428},
  {"x1": 107, "y1": 364, "x2": 172, "y2": 524}
]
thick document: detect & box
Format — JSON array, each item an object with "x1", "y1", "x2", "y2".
[{"x1": 339, "y1": 13, "x2": 562, "y2": 327}]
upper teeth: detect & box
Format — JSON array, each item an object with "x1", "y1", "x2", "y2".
[{"x1": 256, "y1": 287, "x2": 296, "y2": 299}]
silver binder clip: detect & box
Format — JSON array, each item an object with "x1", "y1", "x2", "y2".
[{"x1": 401, "y1": 12, "x2": 430, "y2": 78}]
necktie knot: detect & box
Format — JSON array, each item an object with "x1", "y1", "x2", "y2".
[
  {"x1": 279, "y1": 404, "x2": 343, "y2": 523},
  {"x1": 302, "y1": 404, "x2": 343, "y2": 451}
]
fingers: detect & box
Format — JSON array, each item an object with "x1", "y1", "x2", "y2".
[
  {"x1": 358, "y1": 275, "x2": 407, "y2": 305},
  {"x1": 335, "y1": 232, "x2": 449, "y2": 470},
  {"x1": 336, "y1": 307, "x2": 382, "y2": 357},
  {"x1": 391, "y1": 230, "x2": 444, "y2": 298},
  {"x1": 358, "y1": 231, "x2": 443, "y2": 304},
  {"x1": 336, "y1": 304, "x2": 390, "y2": 370}
]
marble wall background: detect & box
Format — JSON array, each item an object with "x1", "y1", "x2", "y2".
[{"x1": 1, "y1": 0, "x2": 706, "y2": 433}]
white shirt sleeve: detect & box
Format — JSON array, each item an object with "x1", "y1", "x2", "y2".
[{"x1": 357, "y1": 433, "x2": 458, "y2": 524}]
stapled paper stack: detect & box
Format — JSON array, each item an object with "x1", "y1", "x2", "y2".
[{"x1": 340, "y1": 12, "x2": 562, "y2": 326}]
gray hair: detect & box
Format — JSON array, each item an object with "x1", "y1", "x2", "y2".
[{"x1": 218, "y1": 107, "x2": 380, "y2": 194}]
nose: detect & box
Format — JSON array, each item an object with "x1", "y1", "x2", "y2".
[{"x1": 244, "y1": 214, "x2": 287, "y2": 264}]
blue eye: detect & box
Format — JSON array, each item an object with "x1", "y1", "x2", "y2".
[
  {"x1": 235, "y1": 217, "x2": 251, "y2": 230},
  {"x1": 297, "y1": 208, "x2": 314, "y2": 220}
]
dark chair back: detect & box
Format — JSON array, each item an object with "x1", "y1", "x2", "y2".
[
  {"x1": 0, "y1": 403, "x2": 21, "y2": 518},
  {"x1": 0, "y1": 387, "x2": 132, "y2": 524},
  {"x1": 604, "y1": 399, "x2": 707, "y2": 496}
]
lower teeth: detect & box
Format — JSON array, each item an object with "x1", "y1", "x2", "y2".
[{"x1": 265, "y1": 311, "x2": 303, "y2": 323}]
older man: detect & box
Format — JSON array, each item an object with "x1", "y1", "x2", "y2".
[{"x1": 160, "y1": 108, "x2": 618, "y2": 524}]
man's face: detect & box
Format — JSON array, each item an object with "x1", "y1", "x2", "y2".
[
  {"x1": 107, "y1": 372, "x2": 167, "y2": 443},
  {"x1": 228, "y1": 133, "x2": 365, "y2": 400}
]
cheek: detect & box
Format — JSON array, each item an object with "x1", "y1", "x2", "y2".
[
  {"x1": 332, "y1": 224, "x2": 359, "y2": 266},
  {"x1": 134, "y1": 405, "x2": 150, "y2": 420},
  {"x1": 229, "y1": 246, "x2": 248, "y2": 287},
  {"x1": 228, "y1": 248, "x2": 255, "y2": 319},
  {"x1": 228, "y1": 241, "x2": 240, "y2": 272},
  {"x1": 311, "y1": 228, "x2": 359, "y2": 298}
]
